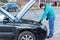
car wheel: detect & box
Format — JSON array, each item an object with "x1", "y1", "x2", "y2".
[{"x1": 18, "y1": 31, "x2": 36, "y2": 40}]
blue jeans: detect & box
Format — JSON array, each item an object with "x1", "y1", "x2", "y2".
[{"x1": 48, "y1": 17, "x2": 55, "y2": 37}]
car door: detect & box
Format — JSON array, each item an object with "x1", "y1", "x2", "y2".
[{"x1": 0, "y1": 24, "x2": 16, "y2": 38}]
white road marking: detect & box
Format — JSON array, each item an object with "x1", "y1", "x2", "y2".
[{"x1": 54, "y1": 29, "x2": 60, "y2": 35}]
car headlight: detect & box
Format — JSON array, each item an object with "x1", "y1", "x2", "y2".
[{"x1": 40, "y1": 24, "x2": 47, "y2": 31}]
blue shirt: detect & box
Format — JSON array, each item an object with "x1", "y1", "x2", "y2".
[{"x1": 40, "y1": 3, "x2": 55, "y2": 22}]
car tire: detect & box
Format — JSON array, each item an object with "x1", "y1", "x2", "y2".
[{"x1": 18, "y1": 31, "x2": 36, "y2": 40}]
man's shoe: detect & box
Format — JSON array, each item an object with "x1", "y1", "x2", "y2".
[{"x1": 47, "y1": 35, "x2": 53, "y2": 38}]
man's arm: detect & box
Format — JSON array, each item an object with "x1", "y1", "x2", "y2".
[{"x1": 40, "y1": 8, "x2": 49, "y2": 22}]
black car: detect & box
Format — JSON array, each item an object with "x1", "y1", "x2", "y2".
[{"x1": 0, "y1": 18, "x2": 47, "y2": 40}]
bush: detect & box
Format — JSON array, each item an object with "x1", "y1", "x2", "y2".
[{"x1": 0, "y1": 0, "x2": 8, "y2": 3}]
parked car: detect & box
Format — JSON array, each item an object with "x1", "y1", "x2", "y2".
[
  {"x1": 2, "y1": 3, "x2": 18, "y2": 12},
  {"x1": 0, "y1": 6, "x2": 47, "y2": 40}
]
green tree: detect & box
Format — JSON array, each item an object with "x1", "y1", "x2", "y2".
[{"x1": 0, "y1": 0, "x2": 8, "y2": 3}]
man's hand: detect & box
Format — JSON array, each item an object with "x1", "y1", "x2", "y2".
[
  {"x1": 46, "y1": 17, "x2": 48, "y2": 20},
  {"x1": 38, "y1": 21, "x2": 42, "y2": 25}
]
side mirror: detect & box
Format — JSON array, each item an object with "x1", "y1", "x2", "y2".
[{"x1": 3, "y1": 18, "x2": 10, "y2": 23}]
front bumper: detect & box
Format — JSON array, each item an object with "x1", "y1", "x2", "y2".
[{"x1": 36, "y1": 27, "x2": 47, "y2": 40}]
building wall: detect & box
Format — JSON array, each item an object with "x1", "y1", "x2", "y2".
[
  {"x1": 17, "y1": 0, "x2": 60, "y2": 10},
  {"x1": 7, "y1": 0, "x2": 16, "y2": 2},
  {"x1": 17, "y1": 0, "x2": 60, "y2": 2}
]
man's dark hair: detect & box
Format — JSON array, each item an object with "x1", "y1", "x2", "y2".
[{"x1": 40, "y1": 3, "x2": 45, "y2": 8}]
